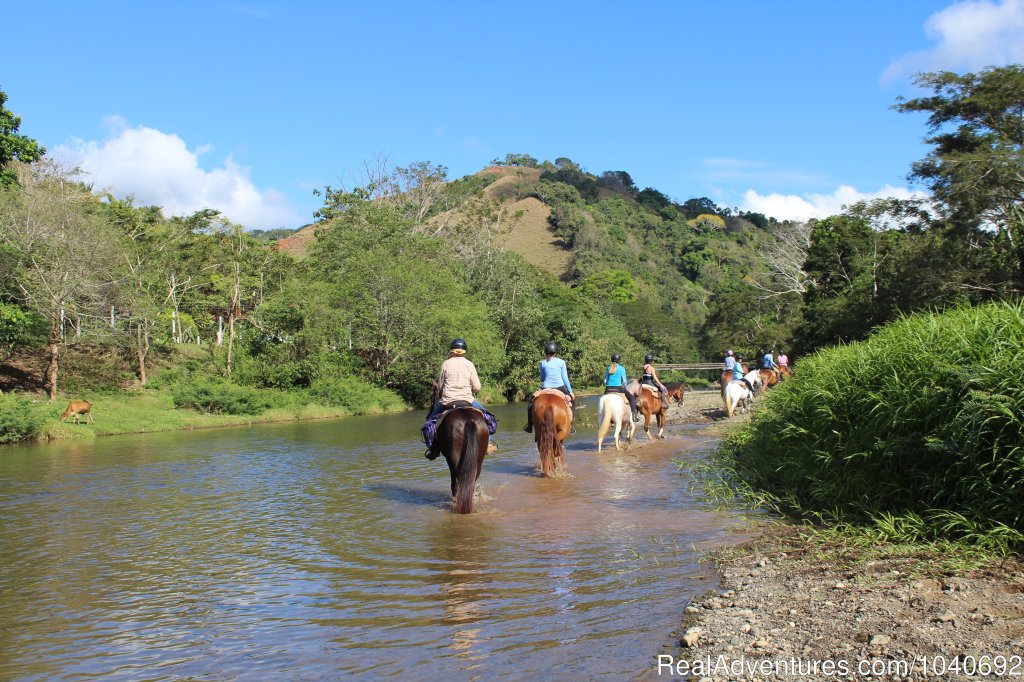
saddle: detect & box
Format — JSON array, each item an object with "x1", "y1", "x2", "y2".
[
  {"x1": 532, "y1": 388, "x2": 572, "y2": 404},
  {"x1": 422, "y1": 403, "x2": 498, "y2": 454}
]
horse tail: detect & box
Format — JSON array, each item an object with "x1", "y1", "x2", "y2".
[
  {"x1": 453, "y1": 419, "x2": 481, "y2": 514},
  {"x1": 724, "y1": 385, "x2": 735, "y2": 417},
  {"x1": 538, "y1": 405, "x2": 558, "y2": 477},
  {"x1": 597, "y1": 396, "x2": 611, "y2": 450}
]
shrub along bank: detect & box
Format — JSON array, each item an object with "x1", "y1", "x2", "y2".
[{"x1": 712, "y1": 300, "x2": 1024, "y2": 553}]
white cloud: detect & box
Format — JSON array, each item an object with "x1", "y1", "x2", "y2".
[
  {"x1": 740, "y1": 185, "x2": 928, "y2": 222},
  {"x1": 55, "y1": 123, "x2": 302, "y2": 230},
  {"x1": 883, "y1": 0, "x2": 1024, "y2": 83}
]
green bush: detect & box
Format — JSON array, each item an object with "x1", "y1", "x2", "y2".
[
  {"x1": 309, "y1": 376, "x2": 405, "y2": 414},
  {"x1": 716, "y1": 301, "x2": 1024, "y2": 550},
  {"x1": 0, "y1": 394, "x2": 45, "y2": 443},
  {"x1": 170, "y1": 377, "x2": 282, "y2": 415}
]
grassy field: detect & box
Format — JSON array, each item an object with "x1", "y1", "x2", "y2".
[{"x1": 8, "y1": 388, "x2": 410, "y2": 443}]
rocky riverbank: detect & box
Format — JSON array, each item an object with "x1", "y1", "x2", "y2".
[
  {"x1": 665, "y1": 522, "x2": 1024, "y2": 681},
  {"x1": 657, "y1": 391, "x2": 1024, "y2": 681}
]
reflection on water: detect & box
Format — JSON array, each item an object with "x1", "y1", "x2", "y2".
[{"x1": 0, "y1": 400, "x2": 746, "y2": 680}]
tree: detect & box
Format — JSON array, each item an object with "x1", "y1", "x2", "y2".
[
  {"x1": 0, "y1": 161, "x2": 119, "y2": 398},
  {"x1": 894, "y1": 66, "x2": 1024, "y2": 288},
  {"x1": 753, "y1": 220, "x2": 815, "y2": 297},
  {"x1": 0, "y1": 89, "x2": 45, "y2": 189},
  {"x1": 490, "y1": 153, "x2": 539, "y2": 168}
]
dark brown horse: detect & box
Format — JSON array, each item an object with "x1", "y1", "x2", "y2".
[
  {"x1": 637, "y1": 387, "x2": 666, "y2": 441},
  {"x1": 663, "y1": 381, "x2": 685, "y2": 404},
  {"x1": 530, "y1": 392, "x2": 572, "y2": 477},
  {"x1": 432, "y1": 408, "x2": 489, "y2": 513}
]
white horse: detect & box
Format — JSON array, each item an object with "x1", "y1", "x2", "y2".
[
  {"x1": 722, "y1": 372, "x2": 761, "y2": 418},
  {"x1": 744, "y1": 369, "x2": 763, "y2": 396},
  {"x1": 597, "y1": 393, "x2": 636, "y2": 452}
]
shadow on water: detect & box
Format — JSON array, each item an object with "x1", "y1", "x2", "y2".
[{"x1": 362, "y1": 481, "x2": 453, "y2": 508}]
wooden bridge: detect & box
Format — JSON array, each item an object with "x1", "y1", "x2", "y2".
[{"x1": 652, "y1": 363, "x2": 723, "y2": 372}]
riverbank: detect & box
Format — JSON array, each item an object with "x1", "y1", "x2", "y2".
[
  {"x1": 663, "y1": 393, "x2": 1024, "y2": 681},
  {"x1": 7, "y1": 388, "x2": 412, "y2": 443},
  {"x1": 672, "y1": 525, "x2": 1024, "y2": 681}
]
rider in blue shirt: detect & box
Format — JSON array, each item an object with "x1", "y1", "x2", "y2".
[
  {"x1": 733, "y1": 355, "x2": 754, "y2": 393},
  {"x1": 524, "y1": 342, "x2": 576, "y2": 433},
  {"x1": 763, "y1": 350, "x2": 776, "y2": 370},
  {"x1": 604, "y1": 353, "x2": 640, "y2": 422},
  {"x1": 724, "y1": 349, "x2": 736, "y2": 372}
]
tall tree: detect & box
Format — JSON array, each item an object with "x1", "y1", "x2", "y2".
[
  {"x1": 0, "y1": 162, "x2": 119, "y2": 398},
  {"x1": 0, "y1": 89, "x2": 45, "y2": 189},
  {"x1": 894, "y1": 66, "x2": 1024, "y2": 288}
]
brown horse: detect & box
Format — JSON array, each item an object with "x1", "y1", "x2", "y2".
[
  {"x1": 432, "y1": 408, "x2": 489, "y2": 513},
  {"x1": 530, "y1": 392, "x2": 572, "y2": 477},
  {"x1": 663, "y1": 382, "x2": 686, "y2": 404},
  {"x1": 779, "y1": 365, "x2": 792, "y2": 380},
  {"x1": 758, "y1": 368, "x2": 780, "y2": 390},
  {"x1": 719, "y1": 364, "x2": 750, "y2": 389},
  {"x1": 637, "y1": 387, "x2": 666, "y2": 441}
]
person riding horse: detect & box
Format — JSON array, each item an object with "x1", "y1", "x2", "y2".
[
  {"x1": 640, "y1": 353, "x2": 669, "y2": 410},
  {"x1": 777, "y1": 350, "x2": 790, "y2": 380},
  {"x1": 604, "y1": 353, "x2": 641, "y2": 423},
  {"x1": 762, "y1": 349, "x2": 780, "y2": 382},
  {"x1": 724, "y1": 349, "x2": 736, "y2": 372},
  {"x1": 426, "y1": 338, "x2": 495, "y2": 455},
  {"x1": 733, "y1": 354, "x2": 754, "y2": 393},
  {"x1": 524, "y1": 341, "x2": 576, "y2": 434}
]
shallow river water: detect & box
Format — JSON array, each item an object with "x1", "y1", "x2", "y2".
[{"x1": 0, "y1": 397, "x2": 746, "y2": 680}]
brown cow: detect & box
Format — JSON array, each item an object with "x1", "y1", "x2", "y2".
[{"x1": 61, "y1": 400, "x2": 94, "y2": 424}]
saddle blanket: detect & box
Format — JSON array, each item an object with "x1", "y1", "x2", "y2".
[
  {"x1": 422, "y1": 404, "x2": 498, "y2": 449},
  {"x1": 640, "y1": 383, "x2": 660, "y2": 395},
  {"x1": 532, "y1": 388, "x2": 572, "y2": 404}
]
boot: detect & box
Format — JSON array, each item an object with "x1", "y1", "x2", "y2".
[{"x1": 633, "y1": 412, "x2": 642, "y2": 423}]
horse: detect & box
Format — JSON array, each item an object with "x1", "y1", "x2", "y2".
[
  {"x1": 530, "y1": 391, "x2": 572, "y2": 477},
  {"x1": 719, "y1": 363, "x2": 750, "y2": 389},
  {"x1": 722, "y1": 381, "x2": 753, "y2": 417},
  {"x1": 663, "y1": 381, "x2": 686, "y2": 404},
  {"x1": 427, "y1": 382, "x2": 489, "y2": 513},
  {"x1": 596, "y1": 392, "x2": 635, "y2": 452},
  {"x1": 758, "y1": 368, "x2": 780, "y2": 390},
  {"x1": 636, "y1": 385, "x2": 666, "y2": 441},
  {"x1": 779, "y1": 365, "x2": 792, "y2": 380}
]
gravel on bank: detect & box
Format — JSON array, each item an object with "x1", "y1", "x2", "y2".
[{"x1": 657, "y1": 390, "x2": 1024, "y2": 681}]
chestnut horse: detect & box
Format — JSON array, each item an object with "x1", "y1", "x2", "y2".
[
  {"x1": 758, "y1": 368, "x2": 780, "y2": 390},
  {"x1": 779, "y1": 365, "x2": 792, "y2": 380},
  {"x1": 663, "y1": 382, "x2": 686, "y2": 404},
  {"x1": 432, "y1": 408, "x2": 489, "y2": 513},
  {"x1": 531, "y1": 392, "x2": 572, "y2": 477},
  {"x1": 637, "y1": 387, "x2": 666, "y2": 441}
]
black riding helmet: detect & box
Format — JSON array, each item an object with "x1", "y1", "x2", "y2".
[
  {"x1": 544, "y1": 341, "x2": 557, "y2": 355},
  {"x1": 450, "y1": 338, "x2": 468, "y2": 351},
  {"x1": 645, "y1": 353, "x2": 654, "y2": 363},
  {"x1": 610, "y1": 353, "x2": 621, "y2": 362}
]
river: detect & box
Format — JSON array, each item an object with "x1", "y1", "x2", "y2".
[{"x1": 0, "y1": 398, "x2": 745, "y2": 680}]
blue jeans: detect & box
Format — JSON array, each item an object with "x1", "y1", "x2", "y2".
[{"x1": 427, "y1": 400, "x2": 490, "y2": 442}]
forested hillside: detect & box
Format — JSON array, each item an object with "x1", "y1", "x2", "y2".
[{"x1": 1, "y1": 65, "x2": 1021, "y2": 415}]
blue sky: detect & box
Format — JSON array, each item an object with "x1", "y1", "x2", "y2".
[{"x1": 4, "y1": 0, "x2": 1024, "y2": 229}]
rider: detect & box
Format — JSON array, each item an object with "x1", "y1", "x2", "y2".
[
  {"x1": 523, "y1": 341, "x2": 576, "y2": 434},
  {"x1": 723, "y1": 349, "x2": 736, "y2": 372},
  {"x1": 427, "y1": 338, "x2": 495, "y2": 451},
  {"x1": 763, "y1": 349, "x2": 778, "y2": 378},
  {"x1": 604, "y1": 353, "x2": 641, "y2": 423},
  {"x1": 733, "y1": 354, "x2": 754, "y2": 393},
  {"x1": 777, "y1": 349, "x2": 789, "y2": 380},
  {"x1": 640, "y1": 353, "x2": 669, "y2": 410}
]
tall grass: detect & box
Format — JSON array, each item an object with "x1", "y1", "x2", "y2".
[
  {"x1": 713, "y1": 300, "x2": 1024, "y2": 552},
  {"x1": 0, "y1": 394, "x2": 46, "y2": 443}
]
